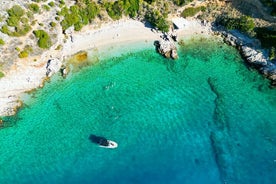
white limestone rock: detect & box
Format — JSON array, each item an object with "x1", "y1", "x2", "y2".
[{"x1": 46, "y1": 58, "x2": 62, "y2": 77}]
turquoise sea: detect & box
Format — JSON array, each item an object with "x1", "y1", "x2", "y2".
[{"x1": 0, "y1": 38, "x2": 276, "y2": 184}]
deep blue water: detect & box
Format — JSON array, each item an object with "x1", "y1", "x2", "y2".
[{"x1": 0, "y1": 38, "x2": 276, "y2": 184}]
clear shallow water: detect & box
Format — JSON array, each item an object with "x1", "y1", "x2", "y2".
[{"x1": 0, "y1": 39, "x2": 276, "y2": 184}]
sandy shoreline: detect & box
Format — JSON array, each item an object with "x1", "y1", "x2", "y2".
[{"x1": 0, "y1": 18, "x2": 212, "y2": 117}]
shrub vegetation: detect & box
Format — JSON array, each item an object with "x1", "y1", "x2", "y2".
[
  {"x1": 18, "y1": 45, "x2": 33, "y2": 58},
  {"x1": 7, "y1": 5, "x2": 25, "y2": 17},
  {"x1": 48, "y1": 1, "x2": 55, "y2": 7},
  {"x1": 0, "y1": 38, "x2": 5, "y2": 45},
  {"x1": 29, "y1": 3, "x2": 40, "y2": 13},
  {"x1": 104, "y1": 0, "x2": 139, "y2": 19},
  {"x1": 105, "y1": 1, "x2": 123, "y2": 20},
  {"x1": 59, "y1": 1, "x2": 99, "y2": 31},
  {"x1": 27, "y1": 11, "x2": 34, "y2": 19},
  {"x1": 42, "y1": 5, "x2": 50, "y2": 11},
  {"x1": 59, "y1": 0, "x2": 65, "y2": 5},
  {"x1": 145, "y1": 9, "x2": 169, "y2": 32},
  {"x1": 1, "y1": 5, "x2": 31, "y2": 37},
  {"x1": 18, "y1": 50, "x2": 29, "y2": 58},
  {"x1": 33, "y1": 30, "x2": 52, "y2": 48},
  {"x1": 6, "y1": 16, "x2": 20, "y2": 27},
  {"x1": 181, "y1": 6, "x2": 206, "y2": 18},
  {"x1": 50, "y1": 22, "x2": 57, "y2": 27},
  {"x1": 0, "y1": 71, "x2": 4, "y2": 78},
  {"x1": 216, "y1": 15, "x2": 255, "y2": 34},
  {"x1": 173, "y1": 0, "x2": 193, "y2": 6}
]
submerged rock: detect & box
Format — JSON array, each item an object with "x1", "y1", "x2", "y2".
[{"x1": 73, "y1": 51, "x2": 88, "y2": 62}]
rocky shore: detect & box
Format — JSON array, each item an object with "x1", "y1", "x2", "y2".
[
  {"x1": 0, "y1": 14, "x2": 275, "y2": 118},
  {"x1": 0, "y1": 20, "x2": 161, "y2": 117},
  {"x1": 217, "y1": 29, "x2": 276, "y2": 87}
]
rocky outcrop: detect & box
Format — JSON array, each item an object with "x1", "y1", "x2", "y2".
[
  {"x1": 240, "y1": 46, "x2": 267, "y2": 66},
  {"x1": 46, "y1": 58, "x2": 62, "y2": 77},
  {"x1": 220, "y1": 30, "x2": 276, "y2": 87},
  {"x1": 261, "y1": 63, "x2": 276, "y2": 84},
  {"x1": 0, "y1": 96, "x2": 22, "y2": 117},
  {"x1": 60, "y1": 65, "x2": 68, "y2": 78},
  {"x1": 154, "y1": 39, "x2": 178, "y2": 60}
]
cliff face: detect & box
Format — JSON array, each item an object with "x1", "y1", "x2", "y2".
[{"x1": 231, "y1": 0, "x2": 276, "y2": 23}]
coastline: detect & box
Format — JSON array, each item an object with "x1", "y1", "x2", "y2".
[{"x1": 0, "y1": 18, "x2": 212, "y2": 117}]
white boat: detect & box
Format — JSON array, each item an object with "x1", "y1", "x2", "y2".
[
  {"x1": 89, "y1": 134, "x2": 118, "y2": 149},
  {"x1": 99, "y1": 140, "x2": 118, "y2": 149}
]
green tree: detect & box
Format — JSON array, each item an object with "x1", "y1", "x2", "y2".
[
  {"x1": 29, "y1": 3, "x2": 40, "y2": 13},
  {"x1": 48, "y1": 1, "x2": 55, "y2": 7},
  {"x1": 124, "y1": 0, "x2": 140, "y2": 17},
  {"x1": 0, "y1": 25, "x2": 11, "y2": 35},
  {"x1": 239, "y1": 16, "x2": 255, "y2": 33},
  {"x1": 145, "y1": 9, "x2": 169, "y2": 32},
  {"x1": 105, "y1": 1, "x2": 124, "y2": 20},
  {"x1": 7, "y1": 5, "x2": 25, "y2": 17},
  {"x1": 217, "y1": 15, "x2": 255, "y2": 34},
  {"x1": 33, "y1": 30, "x2": 52, "y2": 49},
  {"x1": 61, "y1": 11, "x2": 80, "y2": 30},
  {"x1": 86, "y1": 2, "x2": 99, "y2": 21},
  {"x1": 6, "y1": 16, "x2": 20, "y2": 27}
]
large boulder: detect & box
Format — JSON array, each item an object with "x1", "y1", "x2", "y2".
[
  {"x1": 155, "y1": 40, "x2": 178, "y2": 60},
  {"x1": 60, "y1": 65, "x2": 68, "y2": 78},
  {"x1": 46, "y1": 58, "x2": 62, "y2": 77}
]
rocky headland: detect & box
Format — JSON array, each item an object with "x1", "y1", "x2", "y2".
[{"x1": 219, "y1": 29, "x2": 276, "y2": 87}]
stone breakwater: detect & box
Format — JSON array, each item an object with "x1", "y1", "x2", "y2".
[{"x1": 219, "y1": 30, "x2": 276, "y2": 87}]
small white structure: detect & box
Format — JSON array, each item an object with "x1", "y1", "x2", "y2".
[{"x1": 172, "y1": 17, "x2": 189, "y2": 29}]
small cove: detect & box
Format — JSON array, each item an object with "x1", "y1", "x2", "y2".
[{"x1": 0, "y1": 38, "x2": 275, "y2": 184}]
